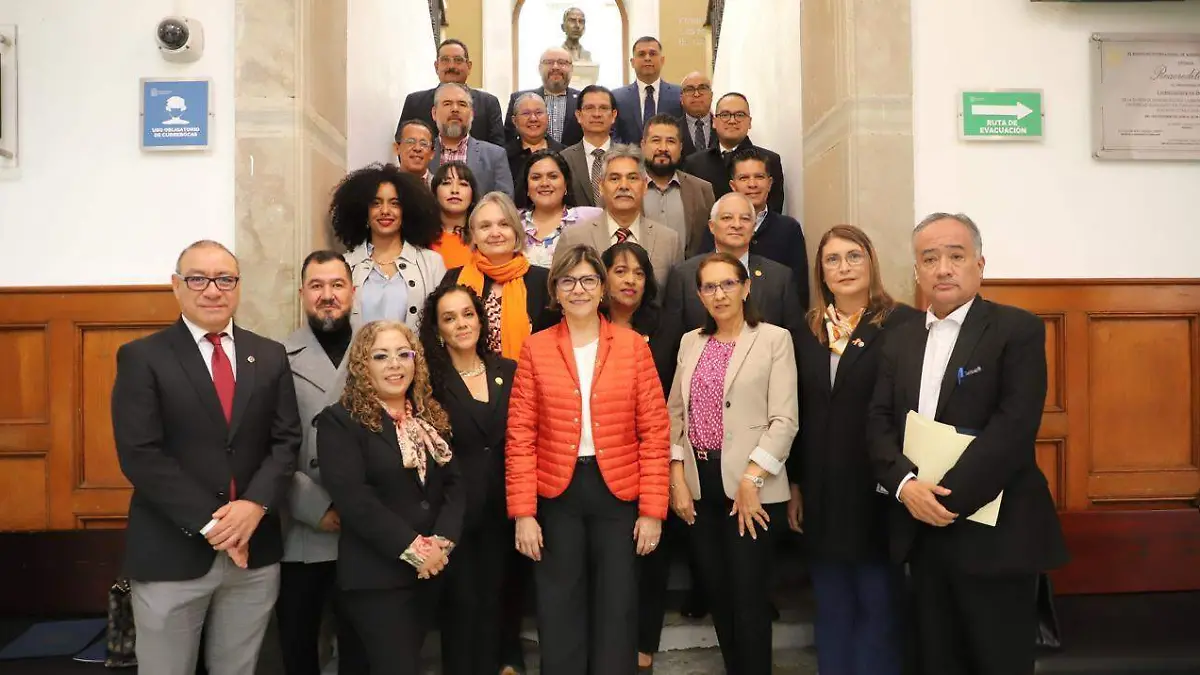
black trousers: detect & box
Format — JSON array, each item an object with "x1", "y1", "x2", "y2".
[
  {"x1": 535, "y1": 458, "x2": 639, "y2": 675},
  {"x1": 690, "y1": 455, "x2": 780, "y2": 675},
  {"x1": 910, "y1": 537, "x2": 1037, "y2": 675},
  {"x1": 276, "y1": 561, "x2": 368, "y2": 675},
  {"x1": 438, "y1": 512, "x2": 525, "y2": 674},
  {"x1": 636, "y1": 509, "x2": 703, "y2": 654},
  {"x1": 341, "y1": 582, "x2": 440, "y2": 675}
]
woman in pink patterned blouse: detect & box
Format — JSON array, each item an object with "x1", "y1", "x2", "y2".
[{"x1": 665, "y1": 252, "x2": 799, "y2": 675}]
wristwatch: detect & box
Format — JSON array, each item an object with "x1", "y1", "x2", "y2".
[{"x1": 742, "y1": 474, "x2": 765, "y2": 488}]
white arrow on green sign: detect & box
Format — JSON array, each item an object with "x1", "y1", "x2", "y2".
[{"x1": 960, "y1": 91, "x2": 1044, "y2": 141}]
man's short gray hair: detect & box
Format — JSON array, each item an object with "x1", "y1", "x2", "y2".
[
  {"x1": 913, "y1": 212, "x2": 983, "y2": 256},
  {"x1": 601, "y1": 144, "x2": 646, "y2": 179},
  {"x1": 175, "y1": 239, "x2": 238, "y2": 274},
  {"x1": 513, "y1": 91, "x2": 546, "y2": 110},
  {"x1": 709, "y1": 191, "x2": 755, "y2": 221},
  {"x1": 433, "y1": 82, "x2": 473, "y2": 108}
]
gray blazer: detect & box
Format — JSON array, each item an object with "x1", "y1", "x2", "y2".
[
  {"x1": 552, "y1": 212, "x2": 682, "y2": 288},
  {"x1": 429, "y1": 136, "x2": 515, "y2": 198},
  {"x1": 560, "y1": 141, "x2": 598, "y2": 207},
  {"x1": 668, "y1": 322, "x2": 798, "y2": 504},
  {"x1": 281, "y1": 325, "x2": 347, "y2": 563}
]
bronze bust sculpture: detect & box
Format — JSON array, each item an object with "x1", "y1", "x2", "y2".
[{"x1": 561, "y1": 7, "x2": 592, "y2": 63}]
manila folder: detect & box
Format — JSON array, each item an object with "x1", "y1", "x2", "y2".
[{"x1": 902, "y1": 411, "x2": 1002, "y2": 527}]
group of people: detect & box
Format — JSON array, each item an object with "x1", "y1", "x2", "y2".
[{"x1": 109, "y1": 26, "x2": 1067, "y2": 675}]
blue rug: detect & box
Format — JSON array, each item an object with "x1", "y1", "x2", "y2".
[
  {"x1": 0, "y1": 618, "x2": 106, "y2": 660},
  {"x1": 72, "y1": 634, "x2": 108, "y2": 663}
]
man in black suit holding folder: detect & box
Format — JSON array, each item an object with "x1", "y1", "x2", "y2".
[{"x1": 867, "y1": 213, "x2": 1067, "y2": 675}]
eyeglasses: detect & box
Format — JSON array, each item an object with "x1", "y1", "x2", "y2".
[
  {"x1": 399, "y1": 138, "x2": 432, "y2": 149},
  {"x1": 370, "y1": 350, "x2": 417, "y2": 364},
  {"x1": 682, "y1": 84, "x2": 712, "y2": 96},
  {"x1": 438, "y1": 56, "x2": 468, "y2": 65},
  {"x1": 556, "y1": 275, "x2": 602, "y2": 292},
  {"x1": 715, "y1": 111, "x2": 750, "y2": 122},
  {"x1": 822, "y1": 251, "x2": 867, "y2": 269},
  {"x1": 541, "y1": 59, "x2": 572, "y2": 68},
  {"x1": 516, "y1": 110, "x2": 546, "y2": 119},
  {"x1": 180, "y1": 275, "x2": 240, "y2": 292},
  {"x1": 699, "y1": 279, "x2": 743, "y2": 296}
]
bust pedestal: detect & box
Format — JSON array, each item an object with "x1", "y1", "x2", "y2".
[{"x1": 570, "y1": 61, "x2": 599, "y2": 89}]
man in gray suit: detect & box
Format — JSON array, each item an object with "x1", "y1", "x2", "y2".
[
  {"x1": 428, "y1": 83, "x2": 514, "y2": 197},
  {"x1": 276, "y1": 251, "x2": 365, "y2": 675},
  {"x1": 554, "y1": 144, "x2": 682, "y2": 288}
]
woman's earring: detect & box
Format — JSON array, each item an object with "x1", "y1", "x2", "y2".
[{"x1": 437, "y1": 335, "x2": 445, "y2": 347}]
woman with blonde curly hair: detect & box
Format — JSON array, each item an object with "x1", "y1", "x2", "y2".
[{"x1": 316, "y1": 320, "x2": 464, "y2": 675}]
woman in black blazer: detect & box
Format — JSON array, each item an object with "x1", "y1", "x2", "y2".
[
  {"x1": 418, "y1": 284, "x2": 524, "y2": 675},
  {"x1": 786, "y1": 225, "x2": 920, "y2": 675},
  {"x1": 316, "y1": 320, "x2": 463, "y2": 675},
  {"x1": 440, "y1": 192, "x2": 559, "y2": 363}
]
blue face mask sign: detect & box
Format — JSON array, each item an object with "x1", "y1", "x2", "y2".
[{"x1": 141, "y1": 78, "x2": 211, "y2": 150}]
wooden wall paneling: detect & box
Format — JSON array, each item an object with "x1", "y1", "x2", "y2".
[
  {"x1": 982, "y1": 279, "x2": 1200, "y2": 594},
  {"x1": 0, "y1": 287, "x2": 178, "y2": 532}
]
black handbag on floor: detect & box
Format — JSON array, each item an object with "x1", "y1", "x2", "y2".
[
  {"x1": 105, "y1": 577, "x2": 138, "y2": 668},
  {"x1": 1034, "y1": 572, "x2": 1062, "y2": 651}
]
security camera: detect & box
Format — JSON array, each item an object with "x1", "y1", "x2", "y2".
[{"x1": 156, "y1": 16, "x2": 204, "y2": 63}]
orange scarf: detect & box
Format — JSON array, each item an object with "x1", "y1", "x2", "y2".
[{"x1": 457, "y1": 251, "x2": 531, "y2": 360}]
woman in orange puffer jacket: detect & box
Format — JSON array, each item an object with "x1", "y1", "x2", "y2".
[{"x1": 506, "y1": 244, "x2": 670, "y2": 675}]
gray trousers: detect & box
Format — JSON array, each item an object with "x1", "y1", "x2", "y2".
[{"x1": 131, "y1": 554, "x2": 281, "y2": 675}]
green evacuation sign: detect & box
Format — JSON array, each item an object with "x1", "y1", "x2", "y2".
[{"x1": 961, "y1": 91, "x2": 1044, "y2": 140}]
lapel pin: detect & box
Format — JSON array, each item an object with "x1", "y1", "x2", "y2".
[
  {"x1": 246, "y1": 355, "x2": 255, "y2": 363},
  {"x1": 495, "y1": 377, "x2": 503, "y2": 385},
  {"x1": 754, "y1": 269, "x2": 762, "y2": 277},
  {"x1": 852, "y1": 338, "x2": 865, "y2": 348}
]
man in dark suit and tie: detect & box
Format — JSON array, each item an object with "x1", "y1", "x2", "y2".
[
  {"x1": 679, "y1": 71, "x2": 716, "y2": 158},
  {"x1": 683, "y1": 93, "x2": 786, "y2": 213},
  {"x1": 112, "y1": 240, "x2": 301, "y2": 675},
  {"x1": 697, "y1": 147, "x2": 809, "y2": 304},
  {"x1": 868, "y1": 213, "x2": 1068, "y2": 675},
  {"x1": 611, "y1": 37, "x2": 684, "y2": 144},
  {"x1": 658, "y1": 192, "x2": 805, "y2": 385},
  {"x1": 504, "y1": 47, "x2": 583, "y2": 147},
  {"x1": 398, "y1": 39, "x2": 505, "y2": 147}
]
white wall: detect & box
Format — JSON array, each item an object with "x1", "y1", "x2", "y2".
[
  {"x1": 347, "y1": 0, "x2": 436, "y2": 167},
  {"x1": 0, "y1": 0, "x2": 236, "y2": 286},
  {"x1": 913, "y1": 0, "x2": 1200, "y2": 278}
]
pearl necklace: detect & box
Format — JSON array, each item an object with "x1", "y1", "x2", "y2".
[{"x1": 457, "y1": 361, "x2": 486, "y2": 377}]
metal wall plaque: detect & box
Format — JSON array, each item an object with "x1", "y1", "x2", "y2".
[{"x1": 1092, "y1": 33, "x2": 1200, "y2": 161}]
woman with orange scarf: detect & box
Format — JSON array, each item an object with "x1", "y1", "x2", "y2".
[{"x1": 440, "y1": 192, "x2": 558, "y2": 359}]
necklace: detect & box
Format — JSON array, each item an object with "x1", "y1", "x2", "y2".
[{"x1": 457, "y1": 360, "x2": 486, "y2": 377}]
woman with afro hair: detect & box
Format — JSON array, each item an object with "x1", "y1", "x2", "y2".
[{"x1": 331, "y1": 163, "x2": 447, "y2": 330}]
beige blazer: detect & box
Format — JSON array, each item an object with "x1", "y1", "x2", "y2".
[
  {"x1": 552, "y1": 212, "x2": 683, "y2": 288},
  {"x1": 667, "y1": 322, "x2": 799, "y2": 504}
]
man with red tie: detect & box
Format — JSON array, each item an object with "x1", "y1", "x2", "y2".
[{"x1": 112, "y1": 239, "x2": 301, "y2": 675}]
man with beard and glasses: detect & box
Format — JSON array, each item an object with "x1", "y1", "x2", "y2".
[
  {"x1": 276, "y1": 250, "x2": 368, "y2": 675},
  {"x1": 505, "y1": 47, "x2": 583, "y2": 147},
  {"x1": 640, "y1": 114, "x2": 715, "y2": 259},
  {"x1": 398, "y1": 39, "x2": 505, "y2": 147},
  {"x1": 428, "y1": 83, "x2": 514, "y2": 198}
]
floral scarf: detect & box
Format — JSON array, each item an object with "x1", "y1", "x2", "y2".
[
  {"x1": 380, "y1": 399, "x2": 452, "y2": 484},
  {"x1": 823, "y1": 304, "x2": 865, "y2": 356}
]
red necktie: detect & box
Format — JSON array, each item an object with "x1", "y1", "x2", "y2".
[
  {"x1": 615, "y1": 227, "x2": 632, "y2": 243},
  {"x1": 205, "y1": 333, "x2": 237, "y2": 500}
]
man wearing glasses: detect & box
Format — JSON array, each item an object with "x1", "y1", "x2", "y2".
[
  {"x1": 398, "y1": 39, "x2": 505, "y2": 147},
  {"x1": 683, "y1": 93, "x2": 786, "y2": 213},
  {"x1": 394, "y1": 119, "x2": 436, "y2": 185},
  {"x1": 505, "y1": 47, "x2": 583, "y2": 147},
  {"x1": 678, "y1": 71, "x2": 716, "y2": 157},
  {"x1": 111, "y1": 240, "x2": 301, "y2": 675}
]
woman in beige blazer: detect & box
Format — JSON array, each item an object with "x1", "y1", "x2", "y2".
[{"x1": 666, "y1": 251, "x2": 799, "y2": 675}]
